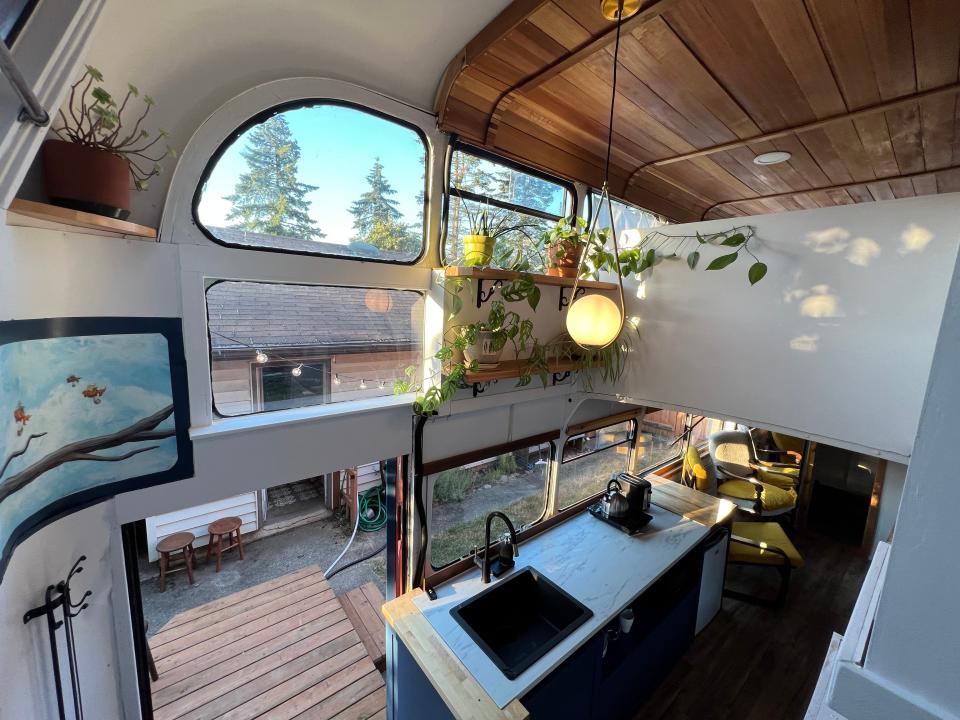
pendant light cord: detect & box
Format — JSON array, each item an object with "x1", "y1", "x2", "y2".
[{"x1": 604, "y1": 0, "x2": 626, "y2": 181}]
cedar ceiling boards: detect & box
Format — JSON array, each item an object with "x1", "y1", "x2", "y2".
[{"x1": 435, "y1": 0, "x2": 960, "y2": 221}]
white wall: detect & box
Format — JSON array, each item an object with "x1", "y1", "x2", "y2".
[
  {"x1": 855, "y1": 232, "x2": 960, "y2": 718},
  {"x1": 614, "y1": 194, "x2": 960, "y2": 462},
  {"x1": 873, "y1": 461, "x2": 906, "y2": 554},
  {"x1": 0, "y1": 501, "x2": 128, "y2": 720}
]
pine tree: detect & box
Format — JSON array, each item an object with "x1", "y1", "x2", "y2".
[
  {"x1": 225, "y1": 116, "x2": 323, "y2": 239},
  {"x1": 350, "y1": 158, "x2": 418, "y2": 253}
]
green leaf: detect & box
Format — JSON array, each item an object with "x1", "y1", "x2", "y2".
[
  {"x1": 748, "y1": 261, "x2": 768, "y2": 285},
  {"x1": 85, "y1": 65, "x2": 103, "y2": 81},
  {"x1": 127, "y1": 83, "x2": 139, "y2": 96},
  {"x1": 696, "y1": 232, "x2": 706, "y2": 244},
  {"x1": 720, "y1": 233, "x2": 746, "y2": 247},
  {"x1": 687, "y1": 251, "x2": 700, "y2": 270},
  {"x1": 645, "y1": 248, "x2": 655, "y2": 267},
  {"x1": 448, "y1": 293, "x2": 462, "y2": 319},
  {"x1": 706, "y1": 252, "x2": 739, "y2": 270},
  {"x1": 527, "y1": 285, "x2": 541, "y2": 311}
]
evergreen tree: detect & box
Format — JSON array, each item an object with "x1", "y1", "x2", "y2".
[
  {"x1": 350, "y1": 158, "x2": 418, "y2": 253},
  {"x1": 225, "y1": 116, "x2": 323, "y2": 239}
]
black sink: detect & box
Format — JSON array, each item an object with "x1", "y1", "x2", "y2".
[{"x1": 451, "y1": 568, "x2": 593, "y2": 679}]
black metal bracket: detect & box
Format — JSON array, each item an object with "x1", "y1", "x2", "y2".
[
  {"x1": 23, "y1": 556, "x2": 90, "y2": 720},
  {"x1": 476, "y1": 278, "x2": 503, "y2": 308},
  {"x1": 558, "y1": 286, "x2": 586, "y2": 311},
  {"x1": 471, "y1": 379, "x2": 497, "y2": 397},
  {"x1": 551, "y1": 371, "x2": 572, "y2": 386}
]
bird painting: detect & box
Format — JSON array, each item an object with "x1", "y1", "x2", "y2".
[
  {"x1": 13, "y1": 402, "x2": 30, "y2": 436},
  {"x1": 82, "y1": 384, "x2": 107, "y2": 404},
  {"x1": 66, "y1": 374, "x2": 81, "y2": 386}
]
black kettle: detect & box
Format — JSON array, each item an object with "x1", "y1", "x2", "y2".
[{"x1": 604, "y1": 478, "x2": 630, "y2": 519}]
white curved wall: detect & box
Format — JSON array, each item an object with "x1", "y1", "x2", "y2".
[
  {"x1": 76, "y1": 0, "x2": 511, "y2": 226},
  {"x1": 614, "y1": 193, "x2": 960, "y2": 461}
]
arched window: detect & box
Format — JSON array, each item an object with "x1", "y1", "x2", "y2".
[{"x1": 194, "y1": 101, "x2": 428, "y2": 263}]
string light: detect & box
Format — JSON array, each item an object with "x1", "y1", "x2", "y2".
[
  {"x1": 255, "y1": 350, "x2": 268, "y2": 364},
  {"x1": 359, "y1": 379, "x2": 367, "y2": 390},
  {"x1": 378, "y1": 379, "x2": 386, "y2": 390},
  {"x1": 333, "y1": 373, "x2": 342, "y2": 385},
  {"x1": 291, "y1": 364, "x2": 303, "y2": 377}
]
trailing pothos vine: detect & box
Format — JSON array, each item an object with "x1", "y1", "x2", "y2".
[{"x1": 395, "y1": 220, "x2": 766, "y2": 415}]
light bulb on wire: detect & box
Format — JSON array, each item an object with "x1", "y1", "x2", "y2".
[
  {"x1": 255, "y1": 350, "x2": 268, "y2": 364},
  {"x1": 333, "y1": 373, "x2": 341, "y2": 385},
  {"x1": 359, "y1": 379, "x2": 367, "y2": 390},
  {"x1": 378, "y1": 379, "x2": 386, "y2": 390},
  {"x1": 291, "y1": 364, "x2": 303, "y2": 377}
]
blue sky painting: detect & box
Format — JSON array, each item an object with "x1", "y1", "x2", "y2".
[{"x1": 0, "y1": 332, "x2": 179, "y2": 572}]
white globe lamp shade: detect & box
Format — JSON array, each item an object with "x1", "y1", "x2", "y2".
[{"x1": 566, "y1": 293, "x2": 622, "y2": 349}]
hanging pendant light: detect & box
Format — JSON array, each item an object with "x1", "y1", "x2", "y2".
[{"x1": 566, "y1": 0, "x2": 636, "y2": 351}]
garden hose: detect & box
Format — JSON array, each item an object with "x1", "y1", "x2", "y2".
[{"x1": 358, "y1": 485, "x2": 386, "y2": 532}]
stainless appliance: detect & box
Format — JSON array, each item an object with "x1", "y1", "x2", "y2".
[
  {"x1": 696, "y1": 527, "x2": 729, "y2": 634},
  {"x1": 590, "y1": 473, "x2": 653, "y2": 535}
]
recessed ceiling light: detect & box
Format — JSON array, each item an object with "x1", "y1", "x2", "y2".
[{"x1": 753, "y1": 151, "x2": 792, "y2": 166}]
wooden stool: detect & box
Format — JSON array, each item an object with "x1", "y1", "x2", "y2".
[
  {"x1": 156, "y1": 531, "x2": 196, "y2": 592},
  {"x1": 205, "y1": 516, "x2": 244, "y2": 572}
]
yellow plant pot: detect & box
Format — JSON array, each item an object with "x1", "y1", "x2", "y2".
[{"x1": 463, "y1": 234, "x2": 496, "y2": 266}]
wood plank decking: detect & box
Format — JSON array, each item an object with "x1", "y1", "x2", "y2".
[{"x1": 148, "y1": 565, "x2": 385, "y2": 720}]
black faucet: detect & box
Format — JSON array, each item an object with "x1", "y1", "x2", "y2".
[{"x1": 475, "y1": 511, "x2": 519, "y2": 584}]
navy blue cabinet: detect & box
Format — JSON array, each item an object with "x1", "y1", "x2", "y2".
[{"x1": 520, "y1": 632, "x2": 603, "y2": 718}]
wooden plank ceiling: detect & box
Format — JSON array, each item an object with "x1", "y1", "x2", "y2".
[{"x1": 435, "y1": 0, "x2": 960, "y2": 221}]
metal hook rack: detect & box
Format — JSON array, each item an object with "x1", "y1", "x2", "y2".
[
  {"x1": 475, "y1": 278, "x2": 503, "y2": 308},
  {"x1": 551, "y1": 371, "x2": 572, "y2": 386},
  {"x1": 558, "y1": 286, "x2": 586, "y2": 312},
  {"x1": 23, "y1": 555, "x2": 91, "y2": 720}
]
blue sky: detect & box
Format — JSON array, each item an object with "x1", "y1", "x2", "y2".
[
  {"x1": 1, "y1": 334, "x2": 178, "y2": 553},
  {"x1": 197, "y1": 105, "x2": 426, "y2": 243}
]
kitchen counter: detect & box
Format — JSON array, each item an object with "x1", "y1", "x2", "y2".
[{"x1": 383, "y1": 477, "x2": 734, "y2": 718}]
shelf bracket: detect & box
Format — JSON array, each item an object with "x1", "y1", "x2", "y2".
[
  {"x1": 558, "y1": 286, "x2": 586, "y2": 311},
  {"x1": 551, "y1": 371, "x2": 572, "y2": 386},
  {"x1": 476, "y1": 278, "x2": 504, "y2": 308},
  {"x1": 471, "y1": 379, "x2": 498, "y2": 397}
]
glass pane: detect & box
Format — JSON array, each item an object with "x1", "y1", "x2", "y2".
[
  {"x1": 207, "y1": 281, "x2": 423, "y2": 416},
  {"x1": 430, "y1": 443, "x2": 550, "y2": 568},
  {"x1": 557, "y1": 421, "x2": 633, "y2": 509},
  {"x1": 196, "y1": 104, "x2": 426, "y2": 262},
  {"x1": 451, "y1": 150, "x2": 570, "y2": 216},
  {"x1": 591, "y1": 193, "x2": 668, "y2": 249},
  {"x1": 635, "y1": 409, "x2": 686, "y2": 470}
]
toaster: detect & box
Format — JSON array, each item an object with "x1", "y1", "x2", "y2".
[{"x1": 616, "y1": 472, "x2": 652, "y2": 515}]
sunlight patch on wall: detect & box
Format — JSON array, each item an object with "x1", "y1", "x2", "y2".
[
  {"x1": 846, "y1": 237, "x2": 881, "y2": 267},
  {"x1": 789, "y1": 334, "x2": 819, "y2": 352},
  {"x1": 804, "y1": 227, "x2": 850, "y2": 254},
  {"x1": 784, "y1": 284, "x2": 844, "y2": 318},
  {"x1": 899, "y1": 224, "x2": 933, "y2": 255}
]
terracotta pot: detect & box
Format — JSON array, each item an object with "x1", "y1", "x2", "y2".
[
  {"x1": 546, "y1": 238, "x2": 584, "y2": 277},
  {"x1": 463, "y1": 234, "x2": 496, "y2": 266},
  {"x1": 42, "y1": 140, "x2": 131, "y2": 220}
]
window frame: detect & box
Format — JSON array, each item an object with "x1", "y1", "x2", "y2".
[
  {"x1": 556, "y1": 418, "x2": 638, "y2": 512},
  {"x1": 204, "y1": 278, "x2": 425, "y2": 419},
  {"x1": 586, "y1": 188, "x2": 673, "y2": 231},
  {"x1": 253, "y1": 356, "x2": 331, "y2": 413},
  {"x1": 441, "y1": 142, "x2": 578, "y2": 266},
  {"x1": 424, "y1": 432, "x2": 558, "y2": 580},
  {"x1": 191, "y1": 98, "x2": 430, "y2": 265}
]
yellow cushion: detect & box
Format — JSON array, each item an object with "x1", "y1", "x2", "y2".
[
  {"x1": 730, "y1": 522, "x2": 804, "y2": 568},
  {"x1": 757, "y1": 466, "x2": 798, "y2": 489},
  {"x1": 718, "y1": 480, "x2": 797, "y2": 511},
  {"x1": 683, "y1": 445, "x2": 710, "y2": 493}
]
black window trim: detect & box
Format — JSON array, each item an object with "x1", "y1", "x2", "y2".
[
  {"x1": 191, "y1": 98, "x2": 430, "y2": 265},
  {"x1": 561, "y1": 418, "x2": 637, "y2": 464},
  {"x1": 204, "y1": 278, "x2": 425, "y2": 419},
  {"x1": 442, "y1": 140, "x2": 578, "y2": 266}
]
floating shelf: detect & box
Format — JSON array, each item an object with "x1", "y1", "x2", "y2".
[
  {"x1": 442, "y1": 266, "x2": 617, "y2": 291},
  {"x1": 464, "y1": 357, "x2": 585, "y2": 384},
  {"x1": 6, "y1": 199, "x2": 158, "y2": 239}
]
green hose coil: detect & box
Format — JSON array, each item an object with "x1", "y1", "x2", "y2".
[{"x1": 358, "y1": 485, "x2": 386, "y2": 532}]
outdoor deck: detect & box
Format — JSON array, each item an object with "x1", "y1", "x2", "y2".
[{"x1": 148, "y1": 565, "x2": 385, "y2": 720}]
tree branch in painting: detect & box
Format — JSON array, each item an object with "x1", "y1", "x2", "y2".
[{"x1": 0, "y1": 404, "x2": 175, "y2": 504}]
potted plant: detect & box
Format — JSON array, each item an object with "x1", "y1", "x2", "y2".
[
  {"x1": 456, "y1": 300, "x2": 532, "y2": 369},
  {"x1": 455, "y1": 193, "x2": 538, "y2": 267},
  {"x1": 541, "y1": 216, "x2": 611, "y2": 277},
  {"x1": 44, "y1": 65, "x2": 175, "y2": 220}
]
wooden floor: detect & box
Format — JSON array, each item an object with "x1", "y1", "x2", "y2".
[
  {"x1": 148, "y1": 565, "x2": 385, "y2": 720},
  {"x1": 632, "y1": 529, "x2": 869, "y2": 720}
]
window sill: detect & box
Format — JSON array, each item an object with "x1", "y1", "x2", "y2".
[{"x1": 191, "y1": 393, "x2": 415, "y2": 440}]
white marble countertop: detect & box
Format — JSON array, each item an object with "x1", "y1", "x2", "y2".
[{"x1": 411, "y1": 503, "x2": 714, "y2": 708}]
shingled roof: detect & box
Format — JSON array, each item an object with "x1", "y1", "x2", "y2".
[
  {"x1": 207, "y1": 281, "x2": 422, "y2": 352},
  {"x1": 206, "y1": 226, "x2": 413, "y2": 262}
]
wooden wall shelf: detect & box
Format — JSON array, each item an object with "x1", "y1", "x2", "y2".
[
  {"x1": 6, "y1": 199, "x2": 158, "y2": 239},
  {"x1": 464, "y1": 357, "x2": 585, "y2": 385},
  {"x1": 443, "y1": 266, "x2": 617, "y2": 291}
]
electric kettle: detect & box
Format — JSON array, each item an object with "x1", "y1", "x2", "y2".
[{"x1": 603, "y1": 478, "x2": 631, "y2": 519}]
